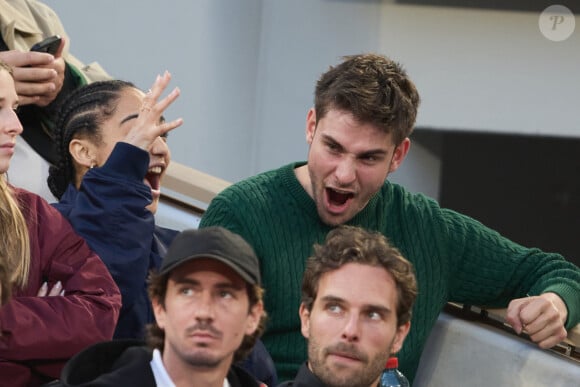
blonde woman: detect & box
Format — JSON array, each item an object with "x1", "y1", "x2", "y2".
[{"x1": 0, "y1": 61, "x2": 121, "y2": 387}]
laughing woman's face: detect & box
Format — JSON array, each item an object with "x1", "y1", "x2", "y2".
[{"x1": 84, "y1": 87, "x2": 170, "y2": 214}]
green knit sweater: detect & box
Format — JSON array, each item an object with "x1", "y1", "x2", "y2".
[{"x1": 200, "y1": 162, "x2": 580, "y2": 383}]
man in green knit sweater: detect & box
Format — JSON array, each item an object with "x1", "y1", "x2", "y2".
[{"x1": 199, "y1": 53, "x2": 580, "y2": 383}]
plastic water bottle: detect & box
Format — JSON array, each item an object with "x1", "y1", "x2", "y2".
[{"x1": 379, "y1": 357, "x2": 410, "y2": 387}]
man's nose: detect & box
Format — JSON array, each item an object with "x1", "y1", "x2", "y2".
[
  {"x1": 334, "y1": 157, "x2": 356, "y2": 186},
  {"x1": 194, "y1": 291, "x2": 215, "y2": 321},
  {"x1": 341, "y1": 313, "x2": 361, "y2": 342}
]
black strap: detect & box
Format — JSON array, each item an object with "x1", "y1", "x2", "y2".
[
  {"x1": 18, "y1": 106, "x2": 58, "y2": 165},
  {"x1": 0, "y1": 33, "x2": 8, "y2": 50}
]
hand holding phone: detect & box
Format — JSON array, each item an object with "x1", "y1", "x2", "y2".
[
  {"x1": 30, "y1": 35, "x2": 62, "y2": 55},
  {"x1": 21, "y1": 35, "x2": 66, "y2": 106}
]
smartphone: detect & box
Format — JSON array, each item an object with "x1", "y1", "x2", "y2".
[{"x1": 30, "y1": 35, "x2": 62, "y2": 55}]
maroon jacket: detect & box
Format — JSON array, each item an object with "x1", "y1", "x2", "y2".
[{"x1": 0, "y1": 188, "x2": 121, "y2": 386}]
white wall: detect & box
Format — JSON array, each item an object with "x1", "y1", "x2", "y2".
[
  {"x1": 44, "y1": 0, "x2": 263, "y2": 184},
  {"x1": 44, "y1": 0, "x2": 579, "y2": 198},
  {"x1": 377, "y1": 5, "x2": 580, "y2": 137}
]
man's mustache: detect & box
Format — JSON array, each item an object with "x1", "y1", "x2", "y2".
[
  {"x1": 185, "y1": 321, "x2": 223, "y2": 338},
  {"x1": 324, "y1": 342, "x2": 368, "y2": 362}
]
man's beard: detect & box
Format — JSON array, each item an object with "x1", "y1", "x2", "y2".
[
  {"x1": 184, "y1": 352, "x2": 222, "y2": 368},
  {"x1": 308, "y1": 340, "x2": 389, "y2": 387},
  {"x1": 179, "y1": 321, "x2": 225, "y2": 369}
]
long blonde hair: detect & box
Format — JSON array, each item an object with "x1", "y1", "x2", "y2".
[{"x1": 0, "y1": 61, "x2": 31, "y2": 302}]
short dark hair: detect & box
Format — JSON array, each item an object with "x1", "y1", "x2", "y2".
[
  {"x1": 302, "y1": 225, "x2": 417, "y2": 326},
  {"x1": 47, "y1": 80, "x2": 136, "y2": 199},
  {"x1": 146, "y1": 269, "x2": 267, "y2": 363},
  {"x1": 314, "y1": 53, "x2": 420, "y2": 146}
]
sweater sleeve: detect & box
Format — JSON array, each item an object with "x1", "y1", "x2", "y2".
[
  {"x1": 441, "y1": 208, "x2": 580, "y2": 329},
  {"x1": 0, "y1": 192, "x2": 121, "y2": 364}
]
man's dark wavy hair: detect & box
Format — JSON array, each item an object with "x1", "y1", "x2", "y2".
[{"x1": 314, "y1": 53, "x2": 420, "y2": 146}]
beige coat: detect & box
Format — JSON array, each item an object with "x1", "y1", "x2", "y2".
[
  {"x1": 1, "y1": 0, "x2": 111, "y2": 201},
  {"x1": 0, "y1": 0, "x2": 110, "y2": 82}
]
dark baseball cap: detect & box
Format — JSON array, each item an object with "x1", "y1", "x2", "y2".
[{"x1": 160, "y1": 227, "x2": 261, "y2": 285}]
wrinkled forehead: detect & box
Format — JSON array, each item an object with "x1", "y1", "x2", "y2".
[{"x1": 315, "y1": 263, "x2": 398, "y2": 307}]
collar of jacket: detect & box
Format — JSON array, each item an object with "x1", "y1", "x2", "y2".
[{"x1": 0, "y1": 0, "x2": 44, "y2": 49}]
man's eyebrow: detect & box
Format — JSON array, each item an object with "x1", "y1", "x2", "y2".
[
  {"x1": 320, "y1": 295, "x2": 346, "y2": 304},
  {"x1": 320, "y1": 134, "x2": 345, "y2": 149},
  {"x1": 320, "y1": 134, "x2": 388, "y2": 158},
  {"x1": 358, "y1": 149, "x2": 388, "y2": 159}
]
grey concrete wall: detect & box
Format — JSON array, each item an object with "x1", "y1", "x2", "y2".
[{"x1": 44, "y1": 0, "x2": 579, "y2": 199}]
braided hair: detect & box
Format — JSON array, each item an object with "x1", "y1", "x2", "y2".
[{"x1": 48, "y1": 80, "x2": 135, "y2": 199}]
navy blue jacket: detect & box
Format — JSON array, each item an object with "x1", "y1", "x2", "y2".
[{"x1": 52, "y1": 143, "x2": 177, "y2": 339}]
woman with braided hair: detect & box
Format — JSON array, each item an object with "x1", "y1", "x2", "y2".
[
  {"x1": 47, "y1": 72, "x2": 183, "y2": 340},
  {"x1": 0, "y1": 60, "x2": 121, "y2": 386}
]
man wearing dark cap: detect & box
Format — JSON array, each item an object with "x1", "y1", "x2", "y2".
[{"x1": 54, "y1": 227, "x2": 268, "y2": 387}]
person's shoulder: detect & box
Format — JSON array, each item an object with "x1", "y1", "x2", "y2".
[
  {"x1": 11, "y1": 185, "x2": 46, "y2": 213},
  {"x1": 11, "y1": 185, "x2": 39, "y2": 201},
  {"x1": 383, "y1": 181, "x2": 436, "y2": 205},
  {"x1": 18, "y1": 0, "x2": 60, "y2": 21},
  {"x1": 59, "y1": 340, "x2": 152, "y2": 386},
  {"x1": 67, "y1": 339, "x2": 148, "y2": 365},
  {"x1": 228, "y1": 364, "x2": 264, "y2": 387},
  {"x1": 154, "y1": 226, "x2": 179, "y2": 246},
  {"x1": 275, "y1": 363, "x2": 323, "y2": 387},
  {"x1": 237, "y1": 162, "x2": 299, "y2": 186},
  {"x1": 217, "y1": 162, "x2": 300, "y2": 196}
]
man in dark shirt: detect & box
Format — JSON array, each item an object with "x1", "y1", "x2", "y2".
[{"x1": 281, "y1": 226, "x2": 417, "y2": 387}]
